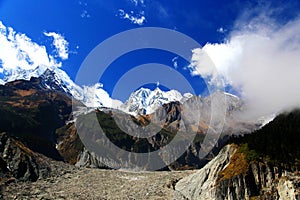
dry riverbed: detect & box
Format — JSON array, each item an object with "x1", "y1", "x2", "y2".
[{"x1": 2, "y1": 167, "x2": 195, "y2": 200}]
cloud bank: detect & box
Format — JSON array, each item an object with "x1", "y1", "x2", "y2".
[{"x1": 189, "y1": 16, "x2": 300, "y2": 120}]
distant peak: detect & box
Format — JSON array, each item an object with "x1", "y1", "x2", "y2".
[{"x1": 135, "y1": 87, "x2": 151, "y2": 94}]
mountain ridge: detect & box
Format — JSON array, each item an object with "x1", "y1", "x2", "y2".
[{"x1": 0, "y1": 65, "x2": 199, "y2": 115}]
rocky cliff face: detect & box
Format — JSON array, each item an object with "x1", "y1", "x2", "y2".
[
  {"x1": 215, "y1": 161, "x2": 300, "y2": 199},
  {"x1": 277, "y1": 175, "x2": 300, "y2": 200},
  {"x1": 175, "y1": 144, "x2": 300, "y2": 200},
  {"x1": 0, "y1": 132, "x2": 51, "y2": 182},
  {"x1": 175, "y1": 145, "x2": 236, "y2": 199}
]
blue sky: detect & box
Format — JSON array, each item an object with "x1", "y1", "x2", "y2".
[{"x1": 0, "y1": 0, "x2": 300, "y2": 102}]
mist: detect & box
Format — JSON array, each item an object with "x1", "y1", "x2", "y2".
[{"x1": 191, "y1": 14, "x2": 300, "y2": 121}]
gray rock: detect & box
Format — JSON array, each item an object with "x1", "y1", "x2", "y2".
[{"x1": 175, "y1": 144, "x2": 300, "y2": 200}]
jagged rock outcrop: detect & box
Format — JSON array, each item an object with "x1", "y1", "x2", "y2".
[
  {"x1": 75, "y1": 148, "x2": 111, "y2": 169},
  {"x1": 215, "y1": 161, "x2": 300, "y2": 199},
  {"x1": 0, "y1": 132, "x2": 51, "y2": 182},
  {"x1": 215, "y1": 161, "x2": 276, "y2": 199},
  {"x1": 277, "y1": 175, "x2": 300, "y2": 199},
  {"x1": 175, "y1": 144, "x2": 300, "y2": 200}
]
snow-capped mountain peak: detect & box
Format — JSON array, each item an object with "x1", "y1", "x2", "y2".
[
  {"x1": 40, "y1": 67, "x2": 83, "y2": 100},
  {"x1": 121, "y1": 87, "x2": 187, "y2": 115}
]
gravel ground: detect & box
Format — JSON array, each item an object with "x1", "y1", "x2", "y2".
[{"x1": 2, "y1": 166, "x2": 195, "y2": 200}]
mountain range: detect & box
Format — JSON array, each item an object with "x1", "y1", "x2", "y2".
[
  {"x1": 0, "y1": 64, "x2": 260, "y2": 170},
  {"x1": 0, "y1": 65, "x2": 299, "y2": 199},
  {"x1": 0, "y1": 64, "x2": 268, "y2": 123}
]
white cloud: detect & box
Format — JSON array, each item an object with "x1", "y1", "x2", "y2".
[
  {"x1": 189, "y1": 16, "x2": 300, "y2": 120},
  {"x1": 118, "y1": 9, "x2": 146, "y2": 26},
  {"x1": 44, "y1": 32, "x2": 69, "y2": 60},
  {"x1": 118, "y1": 0, "x2": 146, "y2": 25},
  {"x1": 187, "y1": 48, "x2": 222, "y2": 86},
  {"x1": 201, "y1": 40, "x2": 243, "y2": 82},
  {"x1": 0, "y1": 21, "x2": 60, "y2": 72},
  {"x1": 189, "y1": 48, "x2": 216, "y2": 78},
  {"x1": 82, "y1": 83, "x2": 123, "y2": 109}
]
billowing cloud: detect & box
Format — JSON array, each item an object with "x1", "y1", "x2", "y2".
[
  {"x1": 0, "y1": 21, "x2": 60, "y2": 72},
  {"x1": 82, "y1": 83, "x2": 123, "y2": 109},
  {"x1": 118, "y1": 9, "x2": 146, "y2": 26},
  {"x1": 189, "y1": 48, "x2": 217, "y2": 78},
  {"x1": 44, "y1": 32, "x2": 69, "y2": 60},
  {"x1": 189, "y1": 16, "x2": 300, "y2": 120}
]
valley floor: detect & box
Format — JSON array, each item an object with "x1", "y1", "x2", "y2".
[{"x1": 2, "y1": 167, "x2": 195, "y2": 200}]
